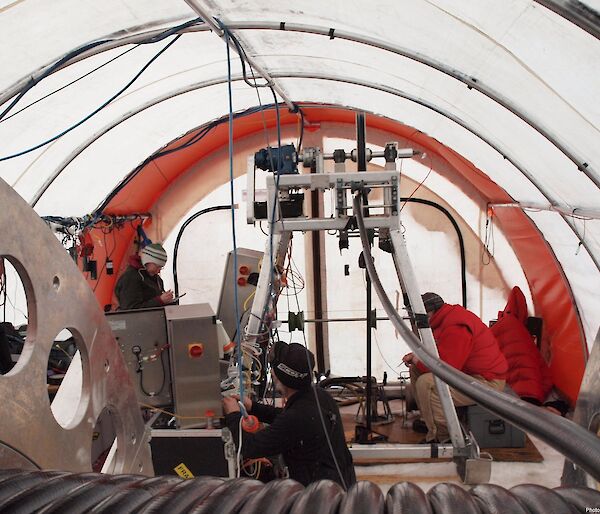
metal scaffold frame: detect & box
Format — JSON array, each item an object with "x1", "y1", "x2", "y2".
[{"x1": 239, "y1": 143, "x2": 491, "y2": 483}]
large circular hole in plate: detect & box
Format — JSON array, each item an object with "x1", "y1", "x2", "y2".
[
  {"x1": 92, "y1": 406, "x2": 118, "y2": 473},
  {"x1": 0, "y1": 256, "x2": 32, "y2": 375},
  {"x1": 49, "y1": 328, "x2": 86, "y2": 428}
]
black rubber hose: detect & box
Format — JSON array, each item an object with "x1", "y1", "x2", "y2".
[
  {"x1": 136, "y1": 476, "x2": 225, "y2": 514},
  {"x1": 427, "y1": 483, "x2": 482, "y2": 514},
  {"x1": 469, "y1": 484, "x2": 530, "y2": 514},
  {"x1": 0, "y1": 471, "x2": 70, "y2": 510},
  {"x1": 553, "y1": 486, "x2": 600, "y2": 512},
  {"x1": 400, "y1": 197, "x2": 467, "y2": 308},
  {"x1": 236, "y1": 479, "x2": 304, "y2": 514},
  {"x1": 353, "y1": 193, "x2": 600, "y2": 481},
  {"x1": 338, "y1": 481, "x2": 384, "y2": 514},
  {"x1": 319, "y1": 376, "x2": 368, "y2": 388},
  {"x1": 2, "y1": 471, "x2": 600, "y2": 513},
  {"x1": 510, "y1": 484, "x2": 576, "y2": 514},
  {"x1": 0, "y1": 473, "x2": 100, "y2": 514},
  {"x1": 91, "y1": 476, "x2": 180, "y2": 513},
  {"x1": 289, "y1": 480, "x2": 344, "y2": 514},
  {"x1": 172, "y1": 205, "x2": 233, "y2": 298},
  {"x1": 187, "y1": 478, "x2": 264, "y2": 514},
  {"x1": 386, "y1": 481, "x2": 433, "y2": 514},
  {"x1": 39, "y1": 474, "x2": 144, "y2": 514}
]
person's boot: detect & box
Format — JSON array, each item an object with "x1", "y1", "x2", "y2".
[{"x1": 412, "y1": 418, "x2": 428, "y2": 433}]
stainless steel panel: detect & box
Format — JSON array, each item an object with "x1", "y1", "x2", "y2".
[
  {"x1": 349, "y1": 443, "x2": 454, "y2": 459},
  {"x1": 165, "y1": 304, "x2": 222, "y2": 429},
  {"x1": 106, "y1": 308, "x2": 172, "y2": 407},
  {"x1": 216, "y1": 248, "x2": 262, "y2": 339}
]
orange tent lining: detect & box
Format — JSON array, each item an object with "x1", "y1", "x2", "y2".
[{"x1": 82, "y1": 104, "x2": 586, "y2": 404}]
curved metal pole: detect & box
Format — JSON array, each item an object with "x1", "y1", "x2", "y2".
[
  {"x1": 27, "y1": 68, "x2": 599, "y2": 278},
  {"x1": 2, "y1": 19, "x2": 596, "y2": 189},
  {"x1": 183, "y1": 0, "x2": 295, "y2": 111},
  {"x1": 278, "y1": 72, "x2": 600, "y2": 274},
  {"x1": 533, "y1": 0, "x2": 600, "y2": 40},
  {"x1": 29, "y1": 73, "x2": 244, "y2": 206},
  {"x1": 172, "y1": 205, "x2": 233, "y2": 298},
  {"x1": 229, "y1": 21, "x2": 599, "y2": 189},
  {"x1": 28, "y1": 67, "x2": 599, "y2": 276},
  {"x1": 0, "y1": 21, "x2": 210, "y2": 107},
  {"x1": 353, "y1": 193, "x2": 600, "y2": 482}
]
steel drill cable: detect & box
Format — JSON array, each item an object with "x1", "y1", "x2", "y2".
[{"x1": 352, "y1": 193, "x2": 600, "y2": 482}]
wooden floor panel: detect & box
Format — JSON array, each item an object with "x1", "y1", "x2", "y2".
[{"x1": 340, "y1": 401, "x2": 543, "y2": 464}]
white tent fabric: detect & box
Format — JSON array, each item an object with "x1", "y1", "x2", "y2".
[{"x1": 0, "y1": 0, "x2": 599, "y2": 356}]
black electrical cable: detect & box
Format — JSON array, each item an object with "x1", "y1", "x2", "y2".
[
  {"x1": 172, "y1": 205, "x2": 233, "y2": 299},
  {"x1": 94, "y1": 104, "x2": 272, "y2": 214},
  {"x1": 400, "y1": 197, "x2": 467, "y2": 308},
  {"x1": 138, "y1": 349, "x2": 166, "y2": 398},
  {"x1": 219, "y1": 22, "x2": 270, "y2": 89},
  {"x1": 353, "y1": 192, "x2": 600, "y2": 482},
  {"x1": 0, "y1": 17, "x2": 204, "y2": 123},
  {"x1": 156, "y1": 346, "x2": 168, "y2": 396},
  {"x1": 0, "y1": 40, "x2": 110, "y2": 122},
  {"x1": 291, "y1": 257, "x2": 349, "y2": 491},
  {"x1": 138, "y1": 368, "x2": 152, "y2": 398},
  {"x1": 297, "y1": 107, "x2": 305, "y2": 151},
  {"x1": 88, "y1": 24, "x2": 301, "y2": 219},
  {"x1": 0, "y1": 45, "x2": 139, "y2": 124},
  {"x1": 225, "y1": 23, "x2": 308, "y2": 346},
  {"x1": 0, "y1": 34, "x2": 182, "y2": 162}
]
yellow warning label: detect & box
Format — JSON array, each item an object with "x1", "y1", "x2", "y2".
[{"x1": 174, "y1": 463, "x2": 194, "y2": 479}]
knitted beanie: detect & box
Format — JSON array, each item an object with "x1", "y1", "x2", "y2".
[
  {"x1": 140, "y1": 243, "x2": 168, "y2": 267},
  {"x1": 421, "y1": 292, "x2": 444, "y2": 313},
  {"x1": 271, "y1": 342, "x2": 315, "y2": 390}
]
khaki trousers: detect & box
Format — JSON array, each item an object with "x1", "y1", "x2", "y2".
[{"x1": 410, "y1": 367, "x2": 505, "y2": 442}]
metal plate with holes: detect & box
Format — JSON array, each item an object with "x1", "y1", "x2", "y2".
[{"x1": 0, "y1": 177, "x2": 152, "y2": 475}]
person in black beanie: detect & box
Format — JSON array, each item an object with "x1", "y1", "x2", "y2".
[{"x1": 222, "y1": 342, "x2": 356, "y2": 488}]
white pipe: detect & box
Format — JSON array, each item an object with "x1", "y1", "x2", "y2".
[
  {"x1": 183, "y1": 0, "x2": 295, "y2": 111},
  {"x1": 2, "y1": 18, "x2": 595, "y2": 188},
  {"x1": 491, "y1": 202, "x2": 600, "y2": 220}
]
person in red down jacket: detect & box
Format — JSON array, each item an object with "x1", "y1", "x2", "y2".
[
  {"x1": 403, "y1": 292, "x2": 508, "y2": 443},
  {"x1": 490, "y1": 286, "x2": 553, "y2": 405}
]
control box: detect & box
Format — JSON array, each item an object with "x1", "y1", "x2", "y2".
[
  {"x1": 106, "y1": 304, "x2": 222, "y2": 428},
  {"x1": 165, "y1": 304, "x2": 222, "y2": 429},
  {"x1": 150, "y1": 428, "x2": 235, "y2": 478},
  {"x1": 464, "y1": 404, "x2": 526, "y2": 448},
  {"x1": 217, "y1": 248, "x2": 263, "y2": 339},
  {"x1": 106, "y1": 307, "x2": 172, "y2": 407}
]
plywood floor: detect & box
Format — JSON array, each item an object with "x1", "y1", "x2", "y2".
[{"x1": 340, "y1": 399, "x2": 543, "y2": 464}]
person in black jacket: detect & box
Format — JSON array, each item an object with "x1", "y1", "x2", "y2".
[
  {"x1": 114, "y1": 243, "x2": 174, "y2": 310},
  {"x1": 223, "y1": 342, "x2": 356, "y2": 489}
]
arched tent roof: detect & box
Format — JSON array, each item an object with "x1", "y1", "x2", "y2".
[{"x1": 0, "y1": 0, "x2": 599, "y2": 403}]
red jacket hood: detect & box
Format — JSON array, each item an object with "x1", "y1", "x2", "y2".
[
  {"x1": 498, "y1": 286, "x2": 528, "y2": 323},
  {"x1": 128, "y1": 254, "x2": 143, "y2": 270},
  {"x1": 429, "y1": 303, "x2": 464, "y2": 330}
]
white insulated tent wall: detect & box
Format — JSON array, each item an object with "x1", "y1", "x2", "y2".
[{"x1": 0, "y1": 1, "x2": 598, "y2": 387}]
